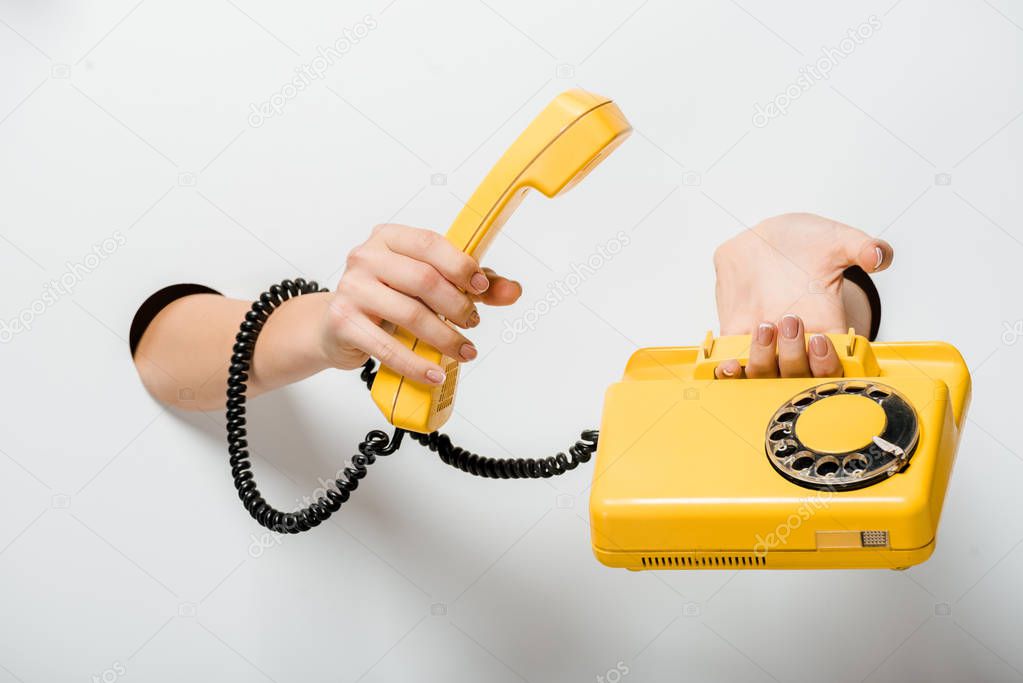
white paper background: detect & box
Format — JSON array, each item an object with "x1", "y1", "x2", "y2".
[{"x1": 1, "y1": 1, "x2": 1021, "y2": 681}]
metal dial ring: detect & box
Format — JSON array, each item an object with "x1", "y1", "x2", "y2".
[{"x1": 764, "y1": 381, "x2": 919, "y2": 491}]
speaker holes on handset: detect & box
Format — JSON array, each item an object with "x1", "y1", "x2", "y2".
[{"x1": 436, "y1": 361, "x2": 459, "y2": 411}]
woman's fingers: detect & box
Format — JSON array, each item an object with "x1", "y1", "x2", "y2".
[
  {"x1": 808, "y1": 334, "x2": 843, "y2": 377},
  {"x1": 374, "y1": 223, "x2": 489, "y2": 294},
  {"x1": 328, "y1": 305, "x2": 448, "y2": 385},
  {"x1": 358, "y1": 280, "x2": 477, "y2": 363},
  {"x1": 331, "y1": 224, "x2": 530, "y2": 382},
  {"x1": 369, "y1": 226, "x2": 523, "y2": 307},
  {"x1": 746, "y1": 322, "x2": 779, "y2": 378},
  {"x1": 373, "y1": 251, "x2": 479, "y2": 328},
  {"x1": 714, "y1": 359, "x2": 746, "y2": 379},
  {"x1": 474, "y1": 268, "x2": 522, "y2": 306},
  {"x1": 777, "y1": 314, "x2": 812, "y2": 377},
  {"x1": 713, "y1": 316, "x2": 845, "y2": 381}
]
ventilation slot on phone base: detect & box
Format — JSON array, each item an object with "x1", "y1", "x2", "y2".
[{"x1": 640, "y1": 554, "x2": 766, "y2": 569}]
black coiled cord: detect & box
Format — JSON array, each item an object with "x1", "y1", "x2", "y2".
[
  {"x1": 407, "y1": 430, "x2": 598, "y2": 479},
  {"x1": 227, "y1": 278, "x2": 405, "y2": 534},
  {"x1": 227, "y1": 279, "x2": 599, "y2": 534}
]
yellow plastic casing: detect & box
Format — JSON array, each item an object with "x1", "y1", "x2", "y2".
[
  {"x1": 371, "y1": 90, "x2": 632, "y2": 432},
  {"x1": 589, "y1": 331, "x2": 971, "y2": 570}
]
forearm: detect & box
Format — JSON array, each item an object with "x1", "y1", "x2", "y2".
[
  {"x1": 134, "y1": 292, "x2": 334, "y2": 411},
  {"x1": 133, "y1": 224, "x2": 523, "y2": 411}
]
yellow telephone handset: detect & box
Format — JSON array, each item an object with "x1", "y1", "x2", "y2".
[{"x1": 370, "y1": 89, "x2": 632, "y2": 432}]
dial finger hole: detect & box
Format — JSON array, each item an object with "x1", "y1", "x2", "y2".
[
  {"x1": 815, "y1": 383, "x2": 840, "y2": 397},
  {"x1": 842, "y1": 382, "x2": 867, "y2": 394},
  {"x1": 815, "y1": 456, "x2": 840, "y2": 477},
  {"x1": 843, "y1": 454, "x2": 869, "y2": 474},
  {"x1": 774, "y1": 441, "x2": 798, "y2": 458},
  {"x1": 791, "y1": 454, "x2": 815, "y2": 471}
]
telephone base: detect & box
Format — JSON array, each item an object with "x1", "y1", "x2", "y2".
[{"x1": 589, "y1": 331, "x2": 970, "y2": 571}]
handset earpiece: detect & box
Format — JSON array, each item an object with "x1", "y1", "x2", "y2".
[{"x1": 370, "y1": 89, "x2": 632, "y2": 432}]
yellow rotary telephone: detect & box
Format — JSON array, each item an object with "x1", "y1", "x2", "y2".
[
  {"x1": 368, "y1": 89, "x2": 971, "y2": 571},
  {"x1": 590, "y1": 332, "x2": 971, "y2": 570}
]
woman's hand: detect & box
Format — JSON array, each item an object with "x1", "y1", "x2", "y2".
[
  {"x1": 322, "y1": 223, "x2": 522, "y2": 384},
  {"x1": 714, "y1": 212, "x2": 892, "y2": 336},
  {"x1": 132, "y1": 222, "x2": 521, "y2": 411},
  {"x1": 712, "y1": 213, "x2": 894, "y2": 380},
  {"x1": 713, "y1": 314, "x2": 844, "y2": 379}
]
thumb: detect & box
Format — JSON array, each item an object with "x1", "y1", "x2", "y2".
[
  {"x1": 837, "y1": 226, "x2": 894, "y2": 273},
  {"x1": 473, "y1": 268, "x2": 522, "y2": 306}
]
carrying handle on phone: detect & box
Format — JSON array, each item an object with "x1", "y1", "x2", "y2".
[{"x1": 691, "y1": 330, "x2": 881, "y2": 379}]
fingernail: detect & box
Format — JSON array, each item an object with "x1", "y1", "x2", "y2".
[
  {"x1": 722, "y1": 365, "x2": 735, "y2": 377},
  {"x1": 425, "y1": 368, "x2": 446, "y2": 384},
  {"x1": 459, "y1": 343, "x2": 477, "y2": 361},
  {"x1": 810, "y1": 334, "x2": 829, "y2": 357},
  {"x1": 468, "y1": 310, "x2": 480, "y2": 327},
  {"x1": 756, "y1": 322, "x2": 775, "y2": 345},
  {"x1": 470, "y1": 272, "x2": 489, "y2": 293},
  {"x1": 874, "y1": 246, "x2": 884, "y2": 271},
  {"x1": 780, "y1": 315, "x2": 800, "y2": 339}
]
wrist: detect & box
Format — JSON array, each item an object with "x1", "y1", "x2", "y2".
[
  {"x1": 318, "y1": 294, "x2": 375, "y2": 372},
  {"x1": 249, "y1": 291, "x2": 335, "y2": 392},
  {"x1": 297, "y1": 291, "x2": 337, "y2": 373}
]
